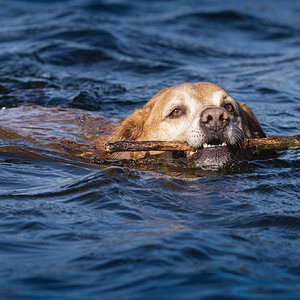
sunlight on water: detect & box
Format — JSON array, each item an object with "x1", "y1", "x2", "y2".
[{"x1": 0, "y1": 0, "x2": 299, "y2": 299}]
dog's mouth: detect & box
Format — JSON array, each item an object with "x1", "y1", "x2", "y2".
[
  {"x1": 186, "y1": 140, "x2": 228, "y2": 159},
  {"x1": 173, "y1": 139, "x2": 235, "y2": 170}
]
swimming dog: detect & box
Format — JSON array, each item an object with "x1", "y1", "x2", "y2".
[
  {"x1": 106, "y1": 82, "x2": 265, "y2": 168},
  {"x1": 0, "y1": 82, "x2": 265, "y2": 169}
]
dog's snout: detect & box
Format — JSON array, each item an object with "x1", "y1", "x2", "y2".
[{"x1": 200, "y1": 107, "x2": 229, "y2": 131}]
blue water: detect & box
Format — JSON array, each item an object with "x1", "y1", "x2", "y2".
[{"x1": 0, "y1": 0, "x2": 300, "y2": 299}]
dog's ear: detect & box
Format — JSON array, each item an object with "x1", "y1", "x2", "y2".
[
  {"x1": 112, "y1": 105, "x2": 152, "y2": 141},
  {"x1": 239, "y1": 103, "x2": 266, "y2": 138}
]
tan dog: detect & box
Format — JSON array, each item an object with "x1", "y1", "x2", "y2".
[
  {"x1": 107, "y1": 82, "x2": 265, "y2": 168},
  {"x1": 0, "y1": 82, "x2": 265, "y2": 169}
]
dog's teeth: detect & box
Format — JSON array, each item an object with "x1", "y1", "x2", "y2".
[{"x1": 203, "y1": 143, "x2": 227, "y2": 148}]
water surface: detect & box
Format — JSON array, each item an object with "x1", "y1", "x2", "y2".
[{"x1": 0, "y1": 0, "x2": 299, "y2": 299}]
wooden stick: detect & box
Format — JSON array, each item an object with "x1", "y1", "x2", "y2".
[
  {"x1": 106, "y1": 141, "x2": 194, "y2": 152},
  {"x1": 106, "y1": 135, "x2": 300, "y2": 153},
  {"x1": 246, "y1": 135, "x2": 300, "y2": 153}
]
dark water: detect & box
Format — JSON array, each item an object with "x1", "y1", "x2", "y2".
[{"x1": 0, "y1": 0, "x2": 300, "y2": 299}]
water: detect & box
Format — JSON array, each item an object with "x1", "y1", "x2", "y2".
[{"x1": 0, "y1": 0, "x2": 300, "y2": 299}]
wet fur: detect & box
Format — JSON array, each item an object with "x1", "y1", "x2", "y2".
[
  {"x1": 0, "y1": 82, "x2": 266, "y2": 166},
  {"x1": 108, "y1": 82, "x2": 265, "y2": 160}
]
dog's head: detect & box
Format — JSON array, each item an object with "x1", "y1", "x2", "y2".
[{"x1": 111, "y1": 82, "x2": 265, "y2": 169}]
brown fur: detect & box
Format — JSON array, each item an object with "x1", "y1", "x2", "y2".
[
  {"x1": 238, "y1": 103, "x2": 266, "y2": 138},
  {"x1": 0, "y1": 82, "x2": 266, "y2": 163},
  {"x1": 106, "y1": 82, "x2": 265, "y2": 159}
]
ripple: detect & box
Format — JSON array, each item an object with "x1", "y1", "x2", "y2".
[
  {"x1": 35, "y1": 41, "x2": 113, "y2": 66},
  {"x1": 0, "y1": 0, "x2": 300, "y2": 299}
]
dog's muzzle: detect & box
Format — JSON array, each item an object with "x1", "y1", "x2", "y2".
[{"x1": 173, "y1": 107, "x2": 242, "y2": 170}]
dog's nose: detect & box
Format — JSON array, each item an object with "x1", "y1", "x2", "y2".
[{"x1": 200, "y1": 107, "x2": 229, "y2": 131}]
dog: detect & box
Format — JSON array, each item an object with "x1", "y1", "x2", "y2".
[
  {"x1": 104, "y1": 82, "x2": 266, "y2": 169},
  {"x1": 0, "y1": 82, "x2": 265, "y2": 170}
]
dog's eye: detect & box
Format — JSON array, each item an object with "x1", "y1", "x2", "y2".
[
  {"x1": 224, "y1": 103, "x2": 234, "y2": 112},
  {"x1": 168, "y1": 108, "x2": 184, "y2": 119}
]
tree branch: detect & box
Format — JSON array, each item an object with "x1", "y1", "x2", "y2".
[{"x1": 106, "y1": 135, "x2": 300, "y2": 153}]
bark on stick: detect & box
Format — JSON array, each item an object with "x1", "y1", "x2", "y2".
[{"x1": 106, "y1": 135, "x2": 300, "y2": 153}]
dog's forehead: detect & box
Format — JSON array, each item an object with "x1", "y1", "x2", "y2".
[
  {"x1": 166, "y1": 82, "x2": 227, "y2": 105},
  {"x1": 187, "y1": 83, "x2": 227, "y2": 105},
  {"x1": 149, "y1": 82, "x2": 230, "y2": 114}
]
